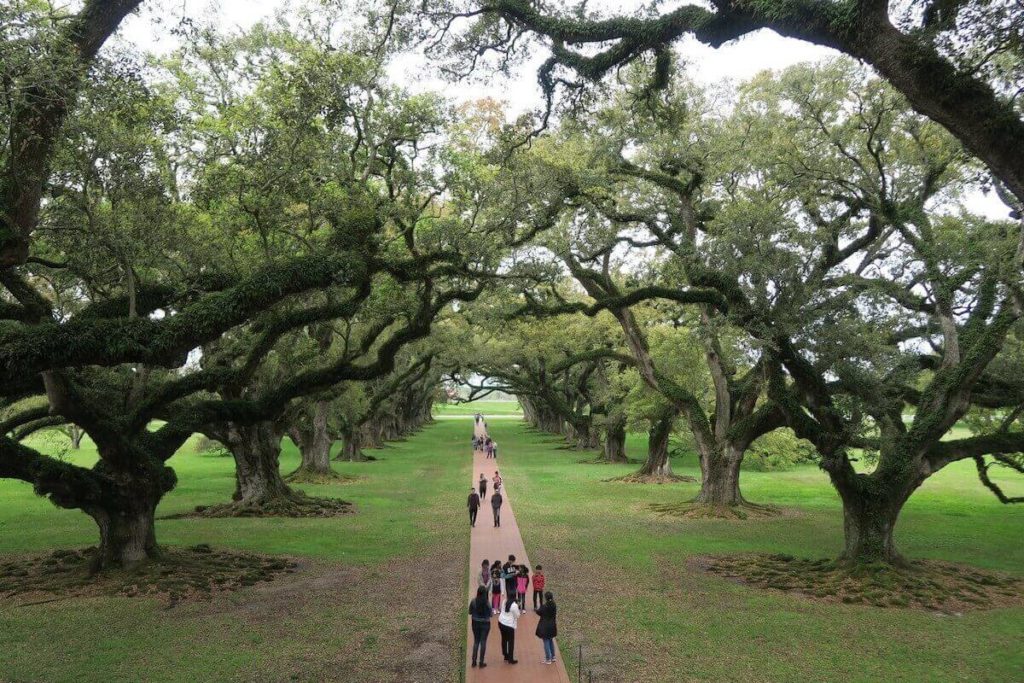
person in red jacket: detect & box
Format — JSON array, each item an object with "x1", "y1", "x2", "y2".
[{"x1": 532, "y1": 565, "x2": 546, "y2": 609}]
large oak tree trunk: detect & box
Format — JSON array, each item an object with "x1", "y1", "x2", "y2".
[
  {"x1": 637, "y1": 413, "x2": 673, "y2": 476},
  {"x1": 338, "y1": 426, "x2": 368, "y2": 462},
  {"x1": 82, "y1": 456, "x2": 175, "y2": 572},
  {"x1": 601, "y1": 419, "x2": 628, "y2": 463},
  {"x1": 693, "y1": 446, "x2": 744, "y2": 506},
  {"x1": 227, "y1": 422, "x2": 293, "y2": 504},
  {"x1": 831, "y1": 461, "x2": 921, "y2": 565},
  {"x1": 289, "y1": 402, "x2": 334, "y2": 477}
]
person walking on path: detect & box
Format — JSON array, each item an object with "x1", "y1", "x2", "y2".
[
  {"x1": 478, "y1": 472, "x2": 487, "y2": 500},
  {"x1": 467, "y1": 488, "x2": 480, "y2": 527},
  {"x1": 469, "y1": 586, "x2": 492, "y2": 668},
  {"x1": 490, "y1": 564, "x2": 503, "y2": 612},
  {"x1": 498, "y1": 593, "x2": 521, "y2": 664},
  {"x1": 491, "y1": 488, "x2": 503, "y2": 527},
  {"x1": 492, "y1": 441, "x2": 499, "y2": 459},
  {"x1": 516, "y1": 565, "x2": 529, "y2": 610},
  {"x1": 535, "y1": 591, "x2": 558, "y2": 665},
  {"x1": 478, "y1": 560, "x2": 491, "y2": 587},
  {"x1": 532, "y1": 565, "x2": 546, "y2": 609},
  {"x1": 493, "y1": 470, "x2": 502, "y2": 494}
]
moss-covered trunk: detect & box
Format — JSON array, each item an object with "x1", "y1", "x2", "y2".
[
  {"x1": 289, "y1": 402, "x2": 334, "y2": 477},
  {"x1": 227, "y1": 422, "x2": 293, "y2": 504},
  {"x1": 637, "y1": 413, "x2": 673, "y2": 476},
  {"x1": 693, "y1": 445, "x2": 744, "y2": 506},
  {"x1": 601, "y1": 419, "x2": 628, "y2": 463}
]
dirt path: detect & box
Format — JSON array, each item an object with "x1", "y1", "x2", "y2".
[{"x1": 465, "y1": 421, "x2": 571, "y2": 683}]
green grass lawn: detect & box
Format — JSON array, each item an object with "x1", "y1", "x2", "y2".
[
  {"x1": 0, "y1": 423, "x2": 473, "y2": 683},
  {"x1": 484, "y1": 421, "x2": 1024, "y2": 683},
  {"x1": 433, "y1": 400, "x2": 522, "y2": 416},
  {"x1": 2, "y1": 419, "x2": 1022, "y2": 682}
]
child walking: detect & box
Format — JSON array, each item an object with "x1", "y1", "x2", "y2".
[
  {"x1": 532, "y1": 565, "x2": 546, "y2": 609},
  {"x1": 516, "y1": 565, "x2": 529, "y2": 610},
  {"x1": 490, "y1": 564, "x2": 503, "y2": 613}
]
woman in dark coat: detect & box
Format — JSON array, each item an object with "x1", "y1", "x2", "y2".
[
  {"x1": 469, "y1": 586, "x2": 492, "y2": 668},
  {"x1": 535, "y1": 591, "x2": 558, "y2": 664}
]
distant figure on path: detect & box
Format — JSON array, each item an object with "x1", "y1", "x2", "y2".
[
  {"x1": 491, "y1": 489, "x2": 503, "y2": 527},
  {"x1": 535, "y1": 591, "x2": 558, "y2": 665},
  {"x1": 498, "y1": 593, "x2": 521, "y2": 664},
  {"x1": 492, "y1": 441, "x2": 498, "y2": 459},
  {"x1": 492, "y1": 470, "x2": 502, "y2": 494},
  {"x1": 502, "y1": 555, "x2": 518, "y2": 598},
  {"x1": 467, "y1": 488, "x2": 480, "y2": 527},
  {"x1": 478, "y1": 473, "x2": 487, "y2": 500},
  {"x1": 469, "y1": 586, "x2": 492, "y2": 668},
  {"x1": 532, "y1": 565, "x2": 546, "y2": 609}
]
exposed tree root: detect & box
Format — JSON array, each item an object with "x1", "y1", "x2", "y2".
[
  {"x1": 694, "y1": 553, "x2": 1024, "y2": 612},
  {"x1": 0, "y1": 545, "x2": 297, "y2": 606},
  {"x1": 171, "y1": 492, "x2": 354, "y2": 518},
  {"x1": 648, "y1": 500, "x2": 781, "y2": 519},
  {"x1": 578, "y1": 456, "x2": 643, "y2": 465},
  {"x1": 284, "y1": 469, "x2": 360, "y2": 485},
  {"x1": 607, "y1": 472, "x2": 697, "y2": 484}
]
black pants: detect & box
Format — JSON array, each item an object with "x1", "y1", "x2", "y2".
[
  {"x1": 492, "y1": 506, "x2": 500, "y2": 526},
  {"x1": 533, "y1": 589, "x2": 544, "y2": 609},
  {"x1": 471, "y1": 620, "x2": 490, "y2": 664},
  {"x1": 469, "y1": 508, "x2": 478, "y2": 526},
  {"x1": 479, "y1": 485, "x2": 486, "y2": 500},
  {"x1": 499, "y1": 623, "x2": 516, "y2": 661}
]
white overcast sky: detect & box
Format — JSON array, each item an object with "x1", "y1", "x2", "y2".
[{"x1": 114, "y1": 0, "x2": 1010, "y2": 219}]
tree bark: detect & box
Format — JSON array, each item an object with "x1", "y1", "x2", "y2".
[
  {"x1": 289, "y1": 401, "x2": 334, "y2": 476},
  {"x1": 839, "y1": 494, "x2": 905, "y2": 565},
  {"x1": 225, "y1": 422, "x2": 293, "y2": 504},
  {"x1": 601, "y1": 418, "x2": 628, "y2": 463},
  {"x1": 69, "y1": 425, "x2": 83, "y2": 450},
  {"x1": 637, "y1": 412, "x2": 674, "y2": 476},
  {"x1": 338, "y1": 426, "x2": 368, "y2": 462},
  {"x1": 693, "y1": 446, "x2": 744, "y2": 506},
  {"x1": 87, "y1": 503, "x2": 158, "y2": 572}
]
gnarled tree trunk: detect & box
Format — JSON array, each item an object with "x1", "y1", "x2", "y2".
[
  {"x1": 601, "y1": 418, "x2": 628, "y2": 463},
  {"x1": 69, "y1": 425, "x2": 83, "y2": 450},
  {"x1": 225, "y1": 422, "x2": 293, "y2": 504},
  {"x1": 338, "y1": 425, "x2": 368, "y2": 462},
  {"x1": 693, "y1": 445, "x2": 744, "y2": 506},
  {"x1": 288, "y1": 401, "x2": 334, "y2": 478},
  {"x1": 637, "y1": 412, "x2": 674, "y2": 477}
]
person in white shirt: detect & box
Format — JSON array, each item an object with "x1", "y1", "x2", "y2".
[{"x1": 497, "y1": 593, "x2": 521, "y2": 664}]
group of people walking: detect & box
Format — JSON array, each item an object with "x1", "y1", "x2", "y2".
[
  {"x1": 467, "y1": 470, "x2": 503, "y2": 527},
  {"x1": 465, "y1": 416, "x2": 559, "y2": 670},
  {"x1": 469, "y1": 555, "x2": 558, "y2": 668}
]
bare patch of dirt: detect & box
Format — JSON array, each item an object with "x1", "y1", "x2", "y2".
[
  {"x1": 647, "y1": 501, "x2": 785, "y2": 519},
  {"x1": 0, "y1": 545, "x2": 296, "y2": 607},
  {"x1": 694, "y1": 553, "x2": 1024, "y2": 612},
  {"x1": 185, "y1": 552, "x2": 465, "y2": 682},
  {"x1": 606, "y1": 473, "x2": 698, "y2": 484}
]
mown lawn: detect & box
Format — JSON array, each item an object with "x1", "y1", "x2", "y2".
[
  {"x1": 3, "y1": 417, "x2": 1022, "y2": 682},
  {"x1": 433, "y1": 400, "x2": 522, "y2": 416},
  {"x1": 484, "y1": 420, "x2": 1024, "y2": 683},
  {"x1": 0, "y1": 422, "x2": 473, "y2": 683}
]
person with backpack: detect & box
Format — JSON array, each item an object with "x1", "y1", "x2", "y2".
[
  {"x1": 535, "y1": 591, "x2": 558, "y2": 665},
  {"x1": 497, "y1": 592, "x2": 521, "y2": 664},
  {"x1": 467, "y1": 488, "x2": 480, "y2": 527},
  {"x1": 490, "y1": 489, "x2": 503, "y2": 527},
  {"x1": 469, "y1": 586, "x2": 492, "y2": 668}
]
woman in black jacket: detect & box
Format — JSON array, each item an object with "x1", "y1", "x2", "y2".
[
  {"x1": 535, "y1": 591, "x2": 558, "y2": 664},
  {"x1": 469, "y1": 586, "x2": 492, "y2": 668}
]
